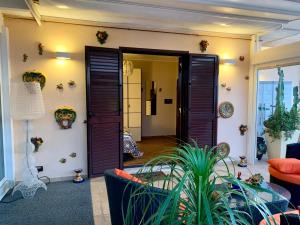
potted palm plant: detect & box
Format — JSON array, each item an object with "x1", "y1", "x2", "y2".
[
  {"x1": 264, "y1": 68, "x2": 300, "y2": 159},
  {"x1": 124, "y1": 142, "x2": 279, "y2": 225}
]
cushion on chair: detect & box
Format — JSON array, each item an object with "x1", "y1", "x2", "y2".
[
  {"x1": 269, "y1": 166, "x2": 300, "y2": 185},
  {"x1": 114, "y1": 168, "x2": 143, "y2": 183},
  {"x1": 268, "y1": 158, "x2": 300, "y2": 174}
]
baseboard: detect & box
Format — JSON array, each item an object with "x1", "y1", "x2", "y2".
[
  {"x1": 45, "y1": 175, "x2": 88, "y2": 182},
  {"x1": 15, "y1": 175, "x2": 87, "y2": 183}
]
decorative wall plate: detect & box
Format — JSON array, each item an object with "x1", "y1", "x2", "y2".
[
  {"x1": 23, "y1": 71, "x2": 46, "y2": 89},
  {"x1": 217, "y1": 142, "x2": 230, "y2": 158},
  {"x1": 219, "y1": 101, "x2": 234, "y2": 118},
  {"x1": 55, "y1": 108, "x2": 77, "y2": 129}
]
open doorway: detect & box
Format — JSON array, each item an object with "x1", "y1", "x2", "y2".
[
  {"x1": 256, "y1": 65, "x2": 300, "y2": 162},
  {"x1": 85, "y1": 46, "x2": 218, "y2": 177},
  {"x1": 123, "y1": 54, "x2": 179, "y2": 167}
]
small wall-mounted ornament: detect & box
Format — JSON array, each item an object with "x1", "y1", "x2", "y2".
[
  {"x1": 199, "y1": 40, "x2": 209, "y2": 52},
  {"x1": 59, "y1": 158, "x2": 66, "y2": 164},
  {"x1": 221, "y1": 83, "x2": 226, "y2": 88},
  {"x1": 96, "y1": 31, "x2": 108, "y2": 45},
  {"x1": 56, "y1": 83, "x2": 64, "y2": 91},
  {"x1": 69, "y1": 152, "x2": 77, "y2": 158},
  {"x1": 239, "y1": 56, "x2": 245, "y2": 61},
  {"x1": 239, "y1": 124, "x2": 248, "y2": 135},
  {"x1": 31, "y1": 137, "x2": 44, "y2": 153},
  {"x1": 68, "y1": 80, "x2": 76, "y2": 88},
  {"x1": 226, "y1": 87, "x2": 231, "y2": 91},
  {"x1": 38, "y1": 43, "x2": 44, "y2": 55},
  {"x1": 55, "y1": 108, "x2": 77, "y2": 129},
  {"x1": 23, "y1": 71, "x2": 46, "y2": 89},
  {"x1": 219, "y1": 101, "x2": 234, "y2": 118},
  {"x1": 245, "y1": 76, "x2": 249, "y2": 80},
  {"x1": 23, "y1": 54, "x2": 28, "y2": 62}
]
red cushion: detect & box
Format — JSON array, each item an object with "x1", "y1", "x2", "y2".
[
  {"x1": 114, "y1": 169, "x2": 143, "y2": 183},
  {"x1": 268, "y1": 158, "x2": 300, "y2": 174},
  {"x1": 269, "y1": 166, "x2": 300, "y2": 185}
]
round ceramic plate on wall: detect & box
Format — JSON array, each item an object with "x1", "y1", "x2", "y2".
[
  {"x1": 219, "y1": 101, "x2": 234, "y2": 118},
  {"x1": 217, "y1": 142, "x2": 230, "y2": 158}
]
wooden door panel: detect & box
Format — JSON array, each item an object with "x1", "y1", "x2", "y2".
[
  {"x1": 187, "y1": 54, "x2": 218, "y2": 147},
  {"x1": 86, "y1": 46, "x2": 122, "y2": 177},
  {"x1": 90, "y1": 123, "x2": 120, "y2": 175}
]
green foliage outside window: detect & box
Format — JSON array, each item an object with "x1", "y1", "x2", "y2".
[{"x1": 264, "y1": 68, "x2": 300, "y2": 140}]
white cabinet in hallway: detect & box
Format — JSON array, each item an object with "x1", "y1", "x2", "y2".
[{"x1": 123, "y1": 68, "x2": 142, "y2": 142}]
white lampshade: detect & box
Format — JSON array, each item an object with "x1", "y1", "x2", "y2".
[{"x1": 11, "y1": 82, "x2": 45, "y2": 120}]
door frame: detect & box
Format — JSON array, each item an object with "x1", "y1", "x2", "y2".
[
  {"x1": 120, "y1": 47, "x2": 189, "y2": 167},
  {"x1": 86, "y1": 46, "x2": 219, "y2": 173}
]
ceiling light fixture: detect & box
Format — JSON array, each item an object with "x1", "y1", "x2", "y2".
[
  {"x1": 56, "y1": 5, "x2": 70, "y2": 9},
  {"x1": 215, "y1": 22, "x2": 231, "y2": 27},
  {"x1": 220, "y1": 23, "x2": 230, "y2": 27}
]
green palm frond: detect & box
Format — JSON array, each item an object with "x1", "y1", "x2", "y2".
[{"x1": 124, "y1": 141, "x2": 281, "y2": 225}]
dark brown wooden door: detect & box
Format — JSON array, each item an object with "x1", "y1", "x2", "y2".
[
  {"x1": 185, "y1": 54, "x2": 218, "y2": 147},
  {"x1": 86, "y1": 46, "x2": 122, "y2": 177}
]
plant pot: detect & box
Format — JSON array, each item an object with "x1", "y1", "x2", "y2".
[
  {"x1": 257, "y1": 153, "x2": 263, "y2": 160},
  {"x1": 265, "y1": 130, "x2": 300, "y2": 159}
]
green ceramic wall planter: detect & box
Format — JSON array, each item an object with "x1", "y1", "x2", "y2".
[{"x1": 54, "y1": 108, "x2": 77, "y2": 129}]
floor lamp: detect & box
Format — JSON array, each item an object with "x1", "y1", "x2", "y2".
[{"x1": 10, "y1": 81, "x2": 47, "y2": 199}]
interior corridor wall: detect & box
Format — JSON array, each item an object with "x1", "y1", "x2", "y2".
[
  {"x1": 132, "y1": 60, "x2": 178, "y2": 137},
  {"x1": 5, "y1": 17, "x2": 250, "y2": 179}
]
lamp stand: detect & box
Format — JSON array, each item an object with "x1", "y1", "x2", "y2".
[{"x1": 12, "y1": 120, "x2": 47, "y2": 199}]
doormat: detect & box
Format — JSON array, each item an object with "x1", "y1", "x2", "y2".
[{"x1": 134, "y1": 171, "x2": 166, "y2": 182}]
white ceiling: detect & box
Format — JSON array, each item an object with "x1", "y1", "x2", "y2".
[{"x1": 1, "y1": 0, "x2": 300, "y2": 44}]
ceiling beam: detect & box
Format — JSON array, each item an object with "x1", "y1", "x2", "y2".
[
  {"x1": 96, "y1": 0, "x2": 290, "y2": 24},
  {"x1": 24, "y1": 0, "x2": 41, "y2": 26},
  {"x1": 180, "y1": 0, "x2": 300, "y2": 17}
]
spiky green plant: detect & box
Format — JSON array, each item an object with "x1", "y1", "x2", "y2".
[{"x1": 123, "y1": 142, "x2": 284, "y2": 225}]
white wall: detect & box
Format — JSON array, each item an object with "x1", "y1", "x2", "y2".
[{"x1": 5, "y1": 18, "x2": 250, "y2": 179}]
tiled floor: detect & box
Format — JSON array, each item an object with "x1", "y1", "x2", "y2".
[{"x1": 90, "y1": 159, "x2": 269, "y2": 225}]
